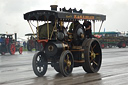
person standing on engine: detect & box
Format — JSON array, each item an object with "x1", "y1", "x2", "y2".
[{"x1": 83, "y1": 20, "x2": 92, "y2": 38}]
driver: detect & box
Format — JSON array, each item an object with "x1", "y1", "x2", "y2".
[{"x1": 83, "y1": 20, "x2": 92, "y2": 38}]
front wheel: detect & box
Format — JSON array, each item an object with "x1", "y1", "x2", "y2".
[
  {"x1": 117, "y1": 42, "x2": 126, "y2": 48},
  {"x1": 9, "y1": 43, "x2": 16, "y2": 55},
  {"x1": 19, "y1": 47, "x2": 23, "y2": 54},
  {"x1": 101, "y1": 43, "x2": 105, "y2": 48},
  {"x1": 59, "y1": 50, "x2": 74, "y2": 77},
  {"x1": 82, "y1": 39, "x2": 102, "y2": 73},
  {"x1": 32, "y1": 52, "x2": 48, "y2": 77},
  {"x1": 121, "y1": 42, "x2": 126, "y2": 48}
]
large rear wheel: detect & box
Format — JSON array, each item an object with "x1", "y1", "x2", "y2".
[
  {"x1": 59, "y1": 50, "x2": 74, "y2": 77},
  {"x1": 117, "y1": 42, "x2": 126, "y2": 48},
  {"x1": 9, "y1": 43, "x2": 16, "y2": 55},
  {"x1": 82, "y1": 39, "x2": 102, "y2": 73},
  {"x1": 32, "y1": 52, "x2": 48, "y2": 77}
]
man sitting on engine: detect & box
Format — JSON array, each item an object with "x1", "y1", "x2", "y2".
[{"x1": 83, "y1": 20, "x2": 92, "y2": 38}]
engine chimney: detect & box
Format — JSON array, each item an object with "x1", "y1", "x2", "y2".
[
  {"x1": 14, "y1": 33, "x2": 17, "y2": 41},
  {"x1": 50, "y1": 5, "x2": 58, "y2": 11}
]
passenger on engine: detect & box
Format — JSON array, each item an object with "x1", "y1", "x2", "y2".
[{"x1": 83, "y1": 20, "x2": 92, "y2": 38}]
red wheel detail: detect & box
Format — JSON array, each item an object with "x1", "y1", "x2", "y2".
[
  {"x1": 122, "y1": 43, "x2": 126, "y2": 48},
  {"x1": 101, "y1": 44, "x2": 105, "y2": 48},
  {"x1": 10, "y1": 44, "x2": 16, "y2": 55},
  {"x1": 19, "y1": 47, "x2": 23, "y2": 54}
]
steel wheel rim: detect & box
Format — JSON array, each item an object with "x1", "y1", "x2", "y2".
[
  {"x1": 89, "y1": 41, "x2": 101, "y2": 70},
  {"x1": 19, "y1": 47, "x2": 23, "y2": 54},
  {"x1": 122, "y1": 43, "x2": 126, "y2": 47},
  {"x1": 101, "y1": 44, "x2": 104, "y2": 48},
  {"x1": 35, "y1": 54, "x2": 47, "y2": 73},
  {"x1": 59, "y1": 50, "x2": 74, "y2": 76},
  {"x1": 63, "y1": 54, "x2": 73, "y2": 75},
  {"x1": 10, "y1": 44, "x2": 16, "y2": 55}
]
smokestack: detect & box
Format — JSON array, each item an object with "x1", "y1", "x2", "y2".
[
  {"x1": 50, "y1": 5, "x2": 58, "y2": 11},
  {"x1": 14, "y1": 33, "x2": 17, "y2": 41}
]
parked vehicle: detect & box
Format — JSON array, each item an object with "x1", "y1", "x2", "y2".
[
  {"x1": 0, "y1": 33, "x2": 23, "y2": 55},
  {"x1": 25, "y1": 33, "x2": 43, "y2": 51},
  {"x1": 94, "y1": 32, "x2": 128, "y2": 48},
  {"x1": 24, "y1": 5, "x2": 106, "y2": 77}
]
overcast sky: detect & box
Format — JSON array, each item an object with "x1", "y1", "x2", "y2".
[{"x1": 0, "y1": 0, "x2": 128, "y2": 37}]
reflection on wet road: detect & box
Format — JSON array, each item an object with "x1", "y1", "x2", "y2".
[{"x1": 0, "y1": 48, "x2": 128, "y2": 85}]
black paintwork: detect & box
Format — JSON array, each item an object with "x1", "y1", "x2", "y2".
[{"x1": 24, "y1": 10, "x2": 106, "y2": 21}]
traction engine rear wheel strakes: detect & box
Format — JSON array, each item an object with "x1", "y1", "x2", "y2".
[{"x1": 82, "y1": 39, "x2": 102, "y2": 73}]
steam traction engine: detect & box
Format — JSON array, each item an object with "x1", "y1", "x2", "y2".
[
  {"x1": 24, "y1": 5, "x2": 106, "y2": 76},
  {"x1": 0, "y1": 33, "x2": 23, "y2": 55},
  {"x1": 25, "y1": 33, "x2": 43, "y2": 51}
]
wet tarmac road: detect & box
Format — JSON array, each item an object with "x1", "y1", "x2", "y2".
[{"x1": 0, "y1": 48, "x2": 128, "y2": 85}]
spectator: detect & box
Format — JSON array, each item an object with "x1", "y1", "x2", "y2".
[{"x1": 23, "y1": 41, "x2": 26, "y2": 49}]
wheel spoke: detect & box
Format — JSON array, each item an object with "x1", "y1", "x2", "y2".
[
  {"x1": 65, "y1": 66, "x2": 68, "y2": 72},
  {"x1": 89, "y1": 51, "x2": 92, "y2": 53},
  {"x1": 64, "y1": 60, "x2": 67, "y2": 63},
  {"x1": 39, "y1": 55, "x2": 41, "y2": 58},
  {"x1": 91, "y1": 44, "x2": 96, "y2": 52},
  {"x1": 36, "y1": 61, "x2": 40, "y2": 66},
  {"x1": 39, "y1": 67, "x2": 41, "y2": 71},
  {"x1": 93, "y1": 60, "x2": 98, "y2": 66},
  {"x1": 90, "y1": 56, "x2": 93, "y2": 62},
  {"x1": 68, "y1": 66, "x2": 71, "y2": 72},
  {"x1": 67, "y1": 55, "x2": 69, "y2": 60},
  {"x1": 95, "y1": 53, "x2": 99, "y2": 56},
  {"x1": 92, "y1": 44, "x2": 96, "y2": 50}
]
